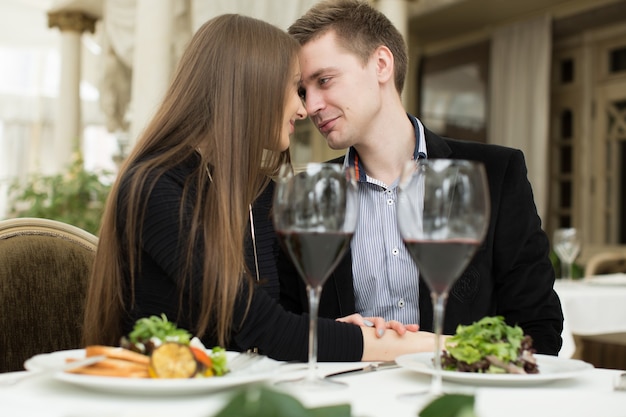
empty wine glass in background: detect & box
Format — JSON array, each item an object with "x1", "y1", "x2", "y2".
[{"x1": 553, "y1": 228, "x2": 581, "y2": 281}]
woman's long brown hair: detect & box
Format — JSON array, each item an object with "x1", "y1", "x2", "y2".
[{"x1": 82, "y1": 14, "x2": 298, "y2": 347}]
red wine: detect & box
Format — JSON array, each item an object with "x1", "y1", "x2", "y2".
[
  {"x1": 404, "y1": 238, "x2": 480, "y2": 294},
  {"x1": 278, "y1": 231, "x2": 353, "y2": 288}
]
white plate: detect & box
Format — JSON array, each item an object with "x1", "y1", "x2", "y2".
[
  {"x1": 395, "y1": 352, "x2": 593, "y2": 386},
  {"x1": 24, "y1": 349, "x2": 280, "y2": 395}
]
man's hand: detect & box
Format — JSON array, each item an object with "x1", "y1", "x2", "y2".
[{"x1": 336, "y1": 313, "x2": 419, "y2": 337}]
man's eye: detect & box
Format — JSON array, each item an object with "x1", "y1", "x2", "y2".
[
  {"x1": 298, "y1": 86, "x2": 306, "y2": 100},
  {"x1": 319, "y1": 77, "x2": 330, "y2": 86}
]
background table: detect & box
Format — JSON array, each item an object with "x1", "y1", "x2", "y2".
[{"x1": 554, "y1": 274, "x2": 626, "y2": 358}]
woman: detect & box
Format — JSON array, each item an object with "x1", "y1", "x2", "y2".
[{"x1": 83, "y1": 14, "x2": 435, "y2": 362}]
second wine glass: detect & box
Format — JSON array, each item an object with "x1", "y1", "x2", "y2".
[
  {"x1": 397, "y1": 159, "x2": 490, "y2": 396},
  {"x1": 273, "y1": 163, "x2": 359, "y2": 389}
]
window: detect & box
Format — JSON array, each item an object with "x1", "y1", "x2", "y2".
[
  {"x1": 561, "y1": 58, "x2": 574, "y2": 83},
  {"x1": 419, "y1": 42, "x2": 489, "y2": 143},
  {"x1": 610, "y1": 46, "x2": 626, "y2": 74}
]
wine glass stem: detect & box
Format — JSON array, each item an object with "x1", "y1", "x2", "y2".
[
  {"x1": 306, "y1": 285, "x2": 321, "y2": 381},
  {"x1": 562, "y1": 261, "x2": 573, "y2": 280},
  {"x1": 430, "y1": 292, "x2": 447, "y2": 396}
]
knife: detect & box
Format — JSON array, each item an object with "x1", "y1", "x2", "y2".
[
  {"x1": 324, "y1": 361, "x2": 399, "y2": 378},
  {"x1": 3, "y1": 355, "x2": 107, "y2": 386}
]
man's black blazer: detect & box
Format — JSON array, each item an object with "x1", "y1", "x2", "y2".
[{"x1": 278, "y1": 127, "x2": 564, "y2": 355}]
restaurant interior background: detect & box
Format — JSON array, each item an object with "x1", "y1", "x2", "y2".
[{"x1": 1, "y1": 0, "x2": 626, "y2": 362}]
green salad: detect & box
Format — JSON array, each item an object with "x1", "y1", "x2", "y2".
[{"x1": 441, "y1": 316, "x2": 539, "y2": 374}]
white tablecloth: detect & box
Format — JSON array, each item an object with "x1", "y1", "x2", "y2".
[
  {"x1": 554, "y1": 274, "x2": 626, "y2": 358},
  {"x1": 1, "y1": 360, "x2": 625, "y2": 417}
]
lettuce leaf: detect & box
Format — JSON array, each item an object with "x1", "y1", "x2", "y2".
[
  {"x1": 445, "y1": 316, "x2": 524, "y2": 365},
  {"x1": 128, "y1": 314, "x2": 192, "y2": 345}
]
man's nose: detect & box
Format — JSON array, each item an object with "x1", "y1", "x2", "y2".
[{"x1": 304, "y1": 89, "x2": 324, "y2": 116}]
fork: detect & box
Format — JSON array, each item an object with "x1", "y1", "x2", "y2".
[
  {"x1": 0, "y1": 355, "x2": 106, "y2": 386},
  {"x1": 228, "y1": 351, "x2": 264, "y2": 373}
]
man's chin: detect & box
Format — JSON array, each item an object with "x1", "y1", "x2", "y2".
[{"x1": 321, "y1": 132, "x2": 343, "y2": 150}]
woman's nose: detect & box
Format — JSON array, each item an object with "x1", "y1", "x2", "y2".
[{"x1": 297, "y1": 100, "x2": 307, "y2": 119}]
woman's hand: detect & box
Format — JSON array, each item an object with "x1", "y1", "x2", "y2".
[
  {"x1": 336, "y1": 314, "x2": 419, "y2": 337},
  {"x1": 360, "y1": 329, "x2": 450, "y2": 361}
]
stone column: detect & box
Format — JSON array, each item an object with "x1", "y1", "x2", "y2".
[
  {"x1": 377, "y1": 0, "x2": 409, "y2": 41},
  {"x1": 47, "y1": 10, "x2": 97, "y2": 171},
  {"x1": 129, "y1": 0, "x2": 174, "y2": 146},
  {"x1": 376, "y1": 0, "x2": 412, "y2": 107}
]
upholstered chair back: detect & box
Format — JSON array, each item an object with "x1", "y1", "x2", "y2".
[
  {"x1": 584, "y1": 252, "x2": 626, "y2": 277},
  {"x1": 0, "y1": 218, "x2": 98, "y2": 372}
]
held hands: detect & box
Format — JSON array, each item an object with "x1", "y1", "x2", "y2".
[
  {"x1": 339, "y1": 314, "x2": 449, "y2": 361},
  {"x1": 336, "y1": 313, "x2": 419, "y2": 337}
]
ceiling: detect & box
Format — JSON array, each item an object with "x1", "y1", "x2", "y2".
[
  {"x1": 408, "y1": 0, "x2": 626, "y2": 45},
  {"x1": 5, "y1": 0, "x2": 626, "y2": 51}
]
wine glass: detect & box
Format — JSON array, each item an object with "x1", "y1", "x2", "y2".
[
  {"x1": 273, "y1": 163, "x2": 359, "y2": 389},
  {"x1": 553, "y1": 228, "x2": 581, "y2": 281},
  {"x1": 397, "y1": 159, "x2": 490, "y2": 396}
]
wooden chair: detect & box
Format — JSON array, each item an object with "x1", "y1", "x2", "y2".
[
  {"x1": 0, "y1": 218, "x2": 98, "y2": 372},
  {"x1": 584, "y1": 252, "x2": 626, "y2": 277},
  {"x1": 578, "y1": 251, "x2": 626, "y2": 370}
]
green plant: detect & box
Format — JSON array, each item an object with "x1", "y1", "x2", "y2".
[
  {"x1": 6, "y1": 153, "x2": 113, "y2": 235},
  {"x1": 214, "y1": 386, "x2": 350, "y2": 417},
  {"x1": 213, "y1": 387, "x2": 475, "y2": 417}
]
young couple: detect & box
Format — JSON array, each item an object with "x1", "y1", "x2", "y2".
[{"x1": 83, "y1": 0, "x2": 563, "y2": 361}]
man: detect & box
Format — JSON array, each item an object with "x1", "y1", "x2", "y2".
[{"x1": 279, "y1": 0, "x2": 563, "y2": 355}]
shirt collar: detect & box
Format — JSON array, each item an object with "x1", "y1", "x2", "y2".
[{"x1": 343, "y1": 114, "x2": 427, "y2": 182}]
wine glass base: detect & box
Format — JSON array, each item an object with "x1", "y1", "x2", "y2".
[
  {"x1": 397, "y1": 387, "x2": 443, "y2": 403},
  {"x1": 275, "y1": 375, "x2": 347, "y2": 391}
]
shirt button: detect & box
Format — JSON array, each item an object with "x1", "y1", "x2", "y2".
[
  {"x1": 392, "y1": 248, "x2": 399, "y2": 256},
  {"x1": 397, "y1": 298, "x2": 405, "y2": 308},
  {"x1": 387, "y1": 199, "x2": 394, "y2": 205}
]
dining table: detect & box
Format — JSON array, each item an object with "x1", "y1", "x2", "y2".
[
  {"x1": 554, "y1": 273, "x2": 626, "y2": 358},
  {"x1": 1, "y1": 351, "x2": 625, "y2": 417}
]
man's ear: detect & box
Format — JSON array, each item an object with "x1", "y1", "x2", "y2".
[{"x1": 373, "y1": 45, "x2": 394, "y2": 85}]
